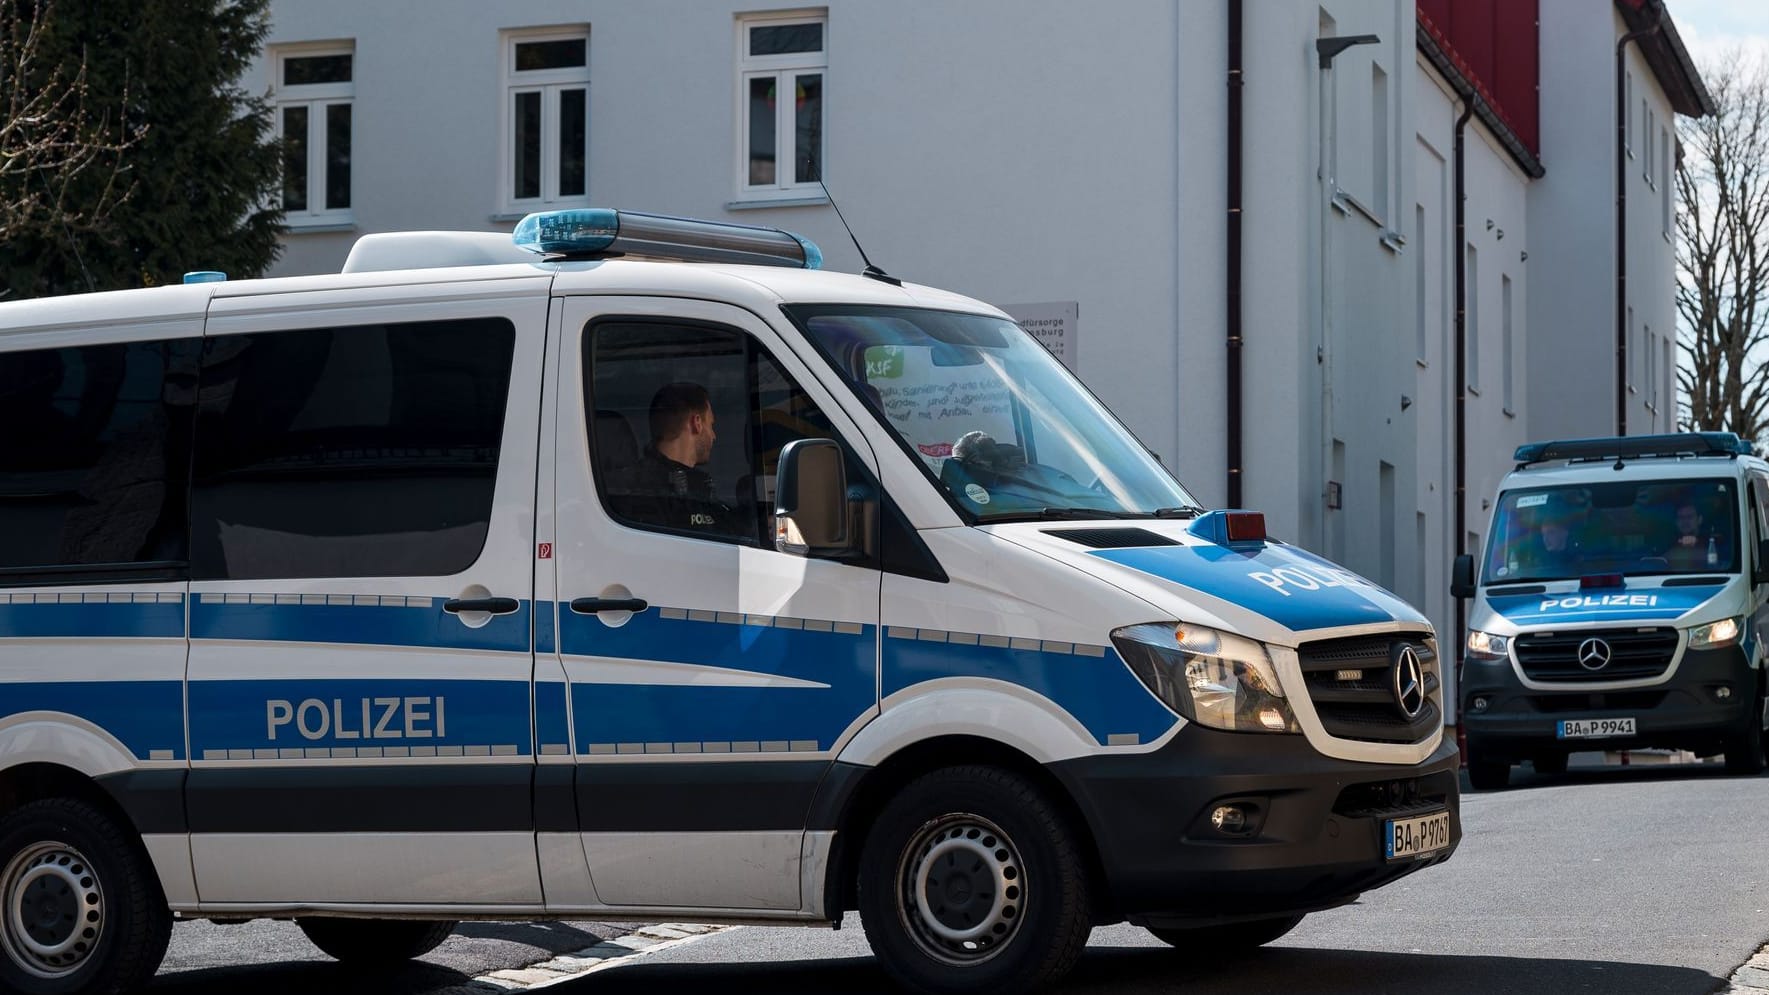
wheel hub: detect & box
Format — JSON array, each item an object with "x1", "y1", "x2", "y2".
[
  {"x1": 2, "y1": 843, "x2": 104, "y2": 979},
  {"x1": 899, "y1": 814, "x2": 1025, "y2": 966}
]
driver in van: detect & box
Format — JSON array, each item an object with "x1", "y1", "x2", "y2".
[
  {"x1": 609, "y1": 382, "x2": 739, "y2": 535},
  {"x1": 1664, "y1": 501, "x2": 1716, "y2": 569}
]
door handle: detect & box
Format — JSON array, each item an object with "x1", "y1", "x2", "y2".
[
  {"x1": 570, "y1": 597, "x2": 649, "y2": 615},
  {"x1": 442, "y1": 597, "x2": 521, "y2": 615}
]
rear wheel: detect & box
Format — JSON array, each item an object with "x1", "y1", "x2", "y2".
[
  {"x1": 296, "y1": 918, "x2": 457, "y2": 965},
  {"x1": 858, "y1": 766, "x2": 1092, "y2": 995},
  {"x1": 1722, "y1": 681, "x2": 1767, "y2": 775},
  {"x1": 1467, "y1": 755, "x2": 1510, "y2": 790},
  {"x1": 0, "y1": 798, "x2": 171, "y2": 995},
  {"x1": 1145, "y1": 914, "x2": 1304, "y2": 954},
  {"x1": 1531, "y1": 753, "x2": 1567, "y2": 776}
]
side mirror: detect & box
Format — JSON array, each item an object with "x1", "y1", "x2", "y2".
[
  {"x1": 1755, "y1": 540, "x2": 1769, "y2": 587},
  {"x1": 775, "y1": 438, "x2": 851, "y2": 556},
  {"x1": 1450, "y1": 554, "x2": 1477, "y2": 600}
]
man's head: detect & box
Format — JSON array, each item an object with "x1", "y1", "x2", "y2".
[
  {"x1": 1675, "y1": 503, "x2": 1702, "y2": 537},
  {"x1": 1540, "y1": 520, "x2": 1569, "y2": 552},
  {"x1": 649, "y1": 382, "x2": 716, "y2": 467}
]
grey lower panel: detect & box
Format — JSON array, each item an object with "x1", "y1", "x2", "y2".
[{"x1": 190, "y1": 832, "x2": 542, "y2": 905}]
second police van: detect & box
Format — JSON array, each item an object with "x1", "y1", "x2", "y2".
[
  {"x1": 1455, "y1": 433, "x2": 1769, "y2": 789},
  {"x1": 0, "y1": 210, "x2": 1459, "y2": 995}
]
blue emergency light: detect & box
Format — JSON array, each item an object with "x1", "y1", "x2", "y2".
[
  {"x1": 1513, "y1": 432, "x2": 1753, "y2": 467},
  {"x1": 183, "y1": 271, "x2": 227, "y2": 284},
  {"x1": 1188, "y1": 510, "x2": 1268, "y2": 548},
  {"x1": 512, "y1": 208, "x2": 823, "y2": 269}
]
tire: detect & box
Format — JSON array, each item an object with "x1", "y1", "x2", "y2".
[
  {"x1": 1532, "y1": 753, "x2": 1568, "y2": 776},
  {"x1": 1467, "y1": 755, "x2": 1510, "y2": 790},
  {"x1": 0, "y1": 798, "x2": 171, "y2": 995},
  {"x1": 1722, "y1": 680, "x2": 1768, "y2": 776},
  {"x1": 858, "y1": 766, "x2": 1092, "y2": 995},
  {"x1": 1145, "y1": 914, "x2": 1304, "y2": 954},
  {"x1": 296, "y1": 918, "x2": 457, "y2": 965}
]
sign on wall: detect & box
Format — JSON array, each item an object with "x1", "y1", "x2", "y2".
[{"x1": 1002, "y1": 300, "x2": 1079, "y2": 371}]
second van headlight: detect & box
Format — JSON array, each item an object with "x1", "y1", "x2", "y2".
[{"x1": 1111, "y1": 622, "x2": 1301, "y2": 733}]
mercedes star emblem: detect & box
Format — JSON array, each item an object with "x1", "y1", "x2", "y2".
[
  {"x1": 1393, "y1": 646, "x2": 1426, "y2": 719},
  {"x1": 1577, "y1": 637, "x2": 1613, "y2": 671}
]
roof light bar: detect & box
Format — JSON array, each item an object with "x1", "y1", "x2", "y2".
[
  {"x1": 512, "y1": 208, "x2": 823, "y2": 269},
  {"x1": 1513, "y1": 432, "x2": 1753, "y2": 467}
]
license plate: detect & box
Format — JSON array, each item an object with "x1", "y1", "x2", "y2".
[
  {"x1": 1385, "y1": 810, "x2": 1452, "y2": 861},
  {"x1": 1557, "y1": 717, "x2": 1637, "y2": 739}
]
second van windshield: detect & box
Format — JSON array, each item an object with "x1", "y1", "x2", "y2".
[{"x1": 1484, "y1": 478, "x2": 1741, "y2": 583}]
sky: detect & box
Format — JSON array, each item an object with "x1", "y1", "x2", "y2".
[{"x1": 1668, "y1": 0, "x2": 1769, "y2": 67}]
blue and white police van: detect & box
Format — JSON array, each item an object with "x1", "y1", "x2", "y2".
[
  {"x1": 1453, "y1": 433, "x2": 1769, "y2": 790},
  {"x1": 0, "y1": 209, "x2": 1457, "y2": 995}
]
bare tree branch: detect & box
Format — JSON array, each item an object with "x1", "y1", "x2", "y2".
[{"x1": 0, "y1": 0, "x2": 141, "y2": 245}]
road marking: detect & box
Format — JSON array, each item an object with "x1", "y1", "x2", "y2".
[{"x1": 463, "y1": 923, "x2": 733, "y2": 991}]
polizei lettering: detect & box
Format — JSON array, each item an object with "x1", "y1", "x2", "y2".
[
  {"x1": 1247, "y1": 564, "x2": 1371, "y2": 598},
  {"x1": 1539, "y1": 594, "x2": 1659, "y2": 611},
  {"x1": 266, "y1": 696, "x2": 447, "y2": 741}
]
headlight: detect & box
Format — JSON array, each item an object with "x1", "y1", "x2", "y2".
[
  {"x1": 1690, "y1": 617, "x2": 1742, "y2": 650},
  {"x1": 1466, "y1": 630, "x2": 1510, "y2": 660},
  {"x1": 1111, "y1": 622, "x2": 1300, "y2": 734}
]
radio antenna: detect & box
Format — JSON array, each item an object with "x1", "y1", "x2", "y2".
[{"x1": 813, "y1": 160, "x2": 899, "y2": 286}]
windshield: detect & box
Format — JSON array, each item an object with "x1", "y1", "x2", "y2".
[
  {"x1": 785, "y1": 305, "x2": 1198, "y2": 521},
  {"x1": 1483, "y1": 478, "x2": 1741, "y2": 584}
]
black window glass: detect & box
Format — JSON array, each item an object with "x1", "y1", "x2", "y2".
[
  {"x1": 515, "y1": 38, "x2": 586, "y2": 71},
  {"x1": 0, "y1": 339, "x2": 198, "y2": 574},
  {"x1": 325, "y1": 103, "x2": 352, "y2": 210},
  {"x1": 514, "y1": 91, "x2": 542, "y2": 200},
  {"x1": 190, "y1": 318, "x2": 515, "y2": 580},
  {"x1": 586, "y1": 320, "x2": 840, "y2": 547},
  {"x1": 281, "y1": 106, "x2": 308, "y2": 211},
  {"x1": 749, "y1": 23, "x2": 822, "y2": 56},
  {"x1": 283, "y1": 53, "x2": 352, "y2": 86}
]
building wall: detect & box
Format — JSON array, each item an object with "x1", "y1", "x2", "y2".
[{"x1": 1529, "y1": 0, "x2": 1679, "y2": 445}]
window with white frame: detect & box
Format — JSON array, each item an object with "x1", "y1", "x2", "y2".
[
  {"x1": 273, "y1": 45, "x2": 354, "y2": 225},
  {"x1": 736, "y1": 12, "x2": 826, "y2": 197},
  {"x1": 502, "y1": 28, "x2": 590, "y2": 211},
  {"x1": 1662, "y1": 127, "x2": 1672, "y2": 236}
]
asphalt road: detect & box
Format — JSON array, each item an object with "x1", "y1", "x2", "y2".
[{"x1": 149, "y1": 762, "x2": 1769, "y2": 994}]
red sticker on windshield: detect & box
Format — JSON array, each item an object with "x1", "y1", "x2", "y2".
[{"x1": 918, "y1": 443, "x2": 954, "y2": 458}]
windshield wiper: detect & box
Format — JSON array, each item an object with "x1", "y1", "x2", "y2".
[
  {"x1": 1151, "y1": 506, "x2": 1205, "y2": 519},
  {"x1": 976, "y1": 507, "x2": 1142, "y2": 523}
]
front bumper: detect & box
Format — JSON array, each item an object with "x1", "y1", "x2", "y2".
[
  {"x1": 1048, "y1": 726, "x2": 1460, "y2": 925},
  {"x1": 1461, "y1": 644, "x2": 1755, "y2": 759}
]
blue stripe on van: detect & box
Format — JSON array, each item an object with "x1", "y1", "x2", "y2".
[
  {"x1": 882, "y1": 638, "x2": 1178, "y2": 746},
  {"x1": 535, "y1": 601, "x2": 557, "y2": 655},
  {"x1": 190, "y1": 599, "x2": 531, "y2": 653},
  {"x1": 561, "y1": 609, "x2": 875, "y2": 751},
  {"x1": 0, "y1": 681, "x2": 184, "y2": 760},
  {"x1": 0, "y1": 599, "x2": 185, "y2": 639},
  {"x1": 536, "y1": 679, "x2": 570, "y2": 752},
  {"x1": 188, "y1": 678, "x2": 532, "y2": 757}
]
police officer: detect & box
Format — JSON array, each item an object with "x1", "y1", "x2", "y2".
[{"x1": 609, "y1": 382, "x2": 741, "y2": 535}]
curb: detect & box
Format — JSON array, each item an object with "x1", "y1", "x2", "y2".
[
  {"x1": 445, "y1": 923, "x2": 731, "y2": 992},
  {"x1": 1718, "y1": 942, "x2": 1769, "y2": 995}
]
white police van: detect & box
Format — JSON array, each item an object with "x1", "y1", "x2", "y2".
[
  {"x1": 1453, "y1": 433, "x2": 1769, "y2": 789},
  {"x1": 0, "y1": 209, "x2": 1457, "y2": 995}
]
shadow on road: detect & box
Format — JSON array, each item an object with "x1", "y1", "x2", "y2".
[
  {"x1": 1472, "y1": 759, "x2": 1758, "y2": 794},
  {"x1": 546, "y1": 945, "x2": 1721, "y2": 995},
  {"x1": 148, "y1": 959, "x2": 474, "y2": 995}
]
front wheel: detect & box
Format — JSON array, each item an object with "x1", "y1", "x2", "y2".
[
  {"x1": 858, "y1": 766, "x2": 1092, "y2": 995},
  {"x1": 1145, "y1": 914, "x2": 1304, "y2": 954},
  {"x1": 1722, "y1": 687, "x2": 1767, "y2": 775},
  {"x1": 0, "y1": 798, "x2": 171, "y2": 995},
  {"x1": 297, "y1": 918, "x2": 457, "y2": 965}
]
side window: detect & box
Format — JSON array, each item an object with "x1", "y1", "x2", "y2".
[
  {"x1": 190, "y1": 318, "x2": 515, "y2": 580},
  {"x1": 585, "y1": 319, "x2": 837, "y2": 546},
  {"x1": 273, "y1": 44, "x2": 355, "y2": 225},
  {"x1": 1752, "y1": 473, "x2": 1769, "y2": 546},
  {"x1": 0, "y1": 338, "x2": 198, "y2": 578}
]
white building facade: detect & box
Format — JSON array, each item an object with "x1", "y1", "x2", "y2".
[{"x1": 253, "y1": 0, "x2": 1708, "y2": 709}]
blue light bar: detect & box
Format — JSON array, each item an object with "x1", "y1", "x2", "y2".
[
  {"x1": 183, "y1": 271, "x2": 227, "y2": 284},
  {"x1": 1514, "y1": 432, "x2": 1753, "y2": 465},
  {"x1": 512, "y1": 208, "x2": 822, "y2": 269}
]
